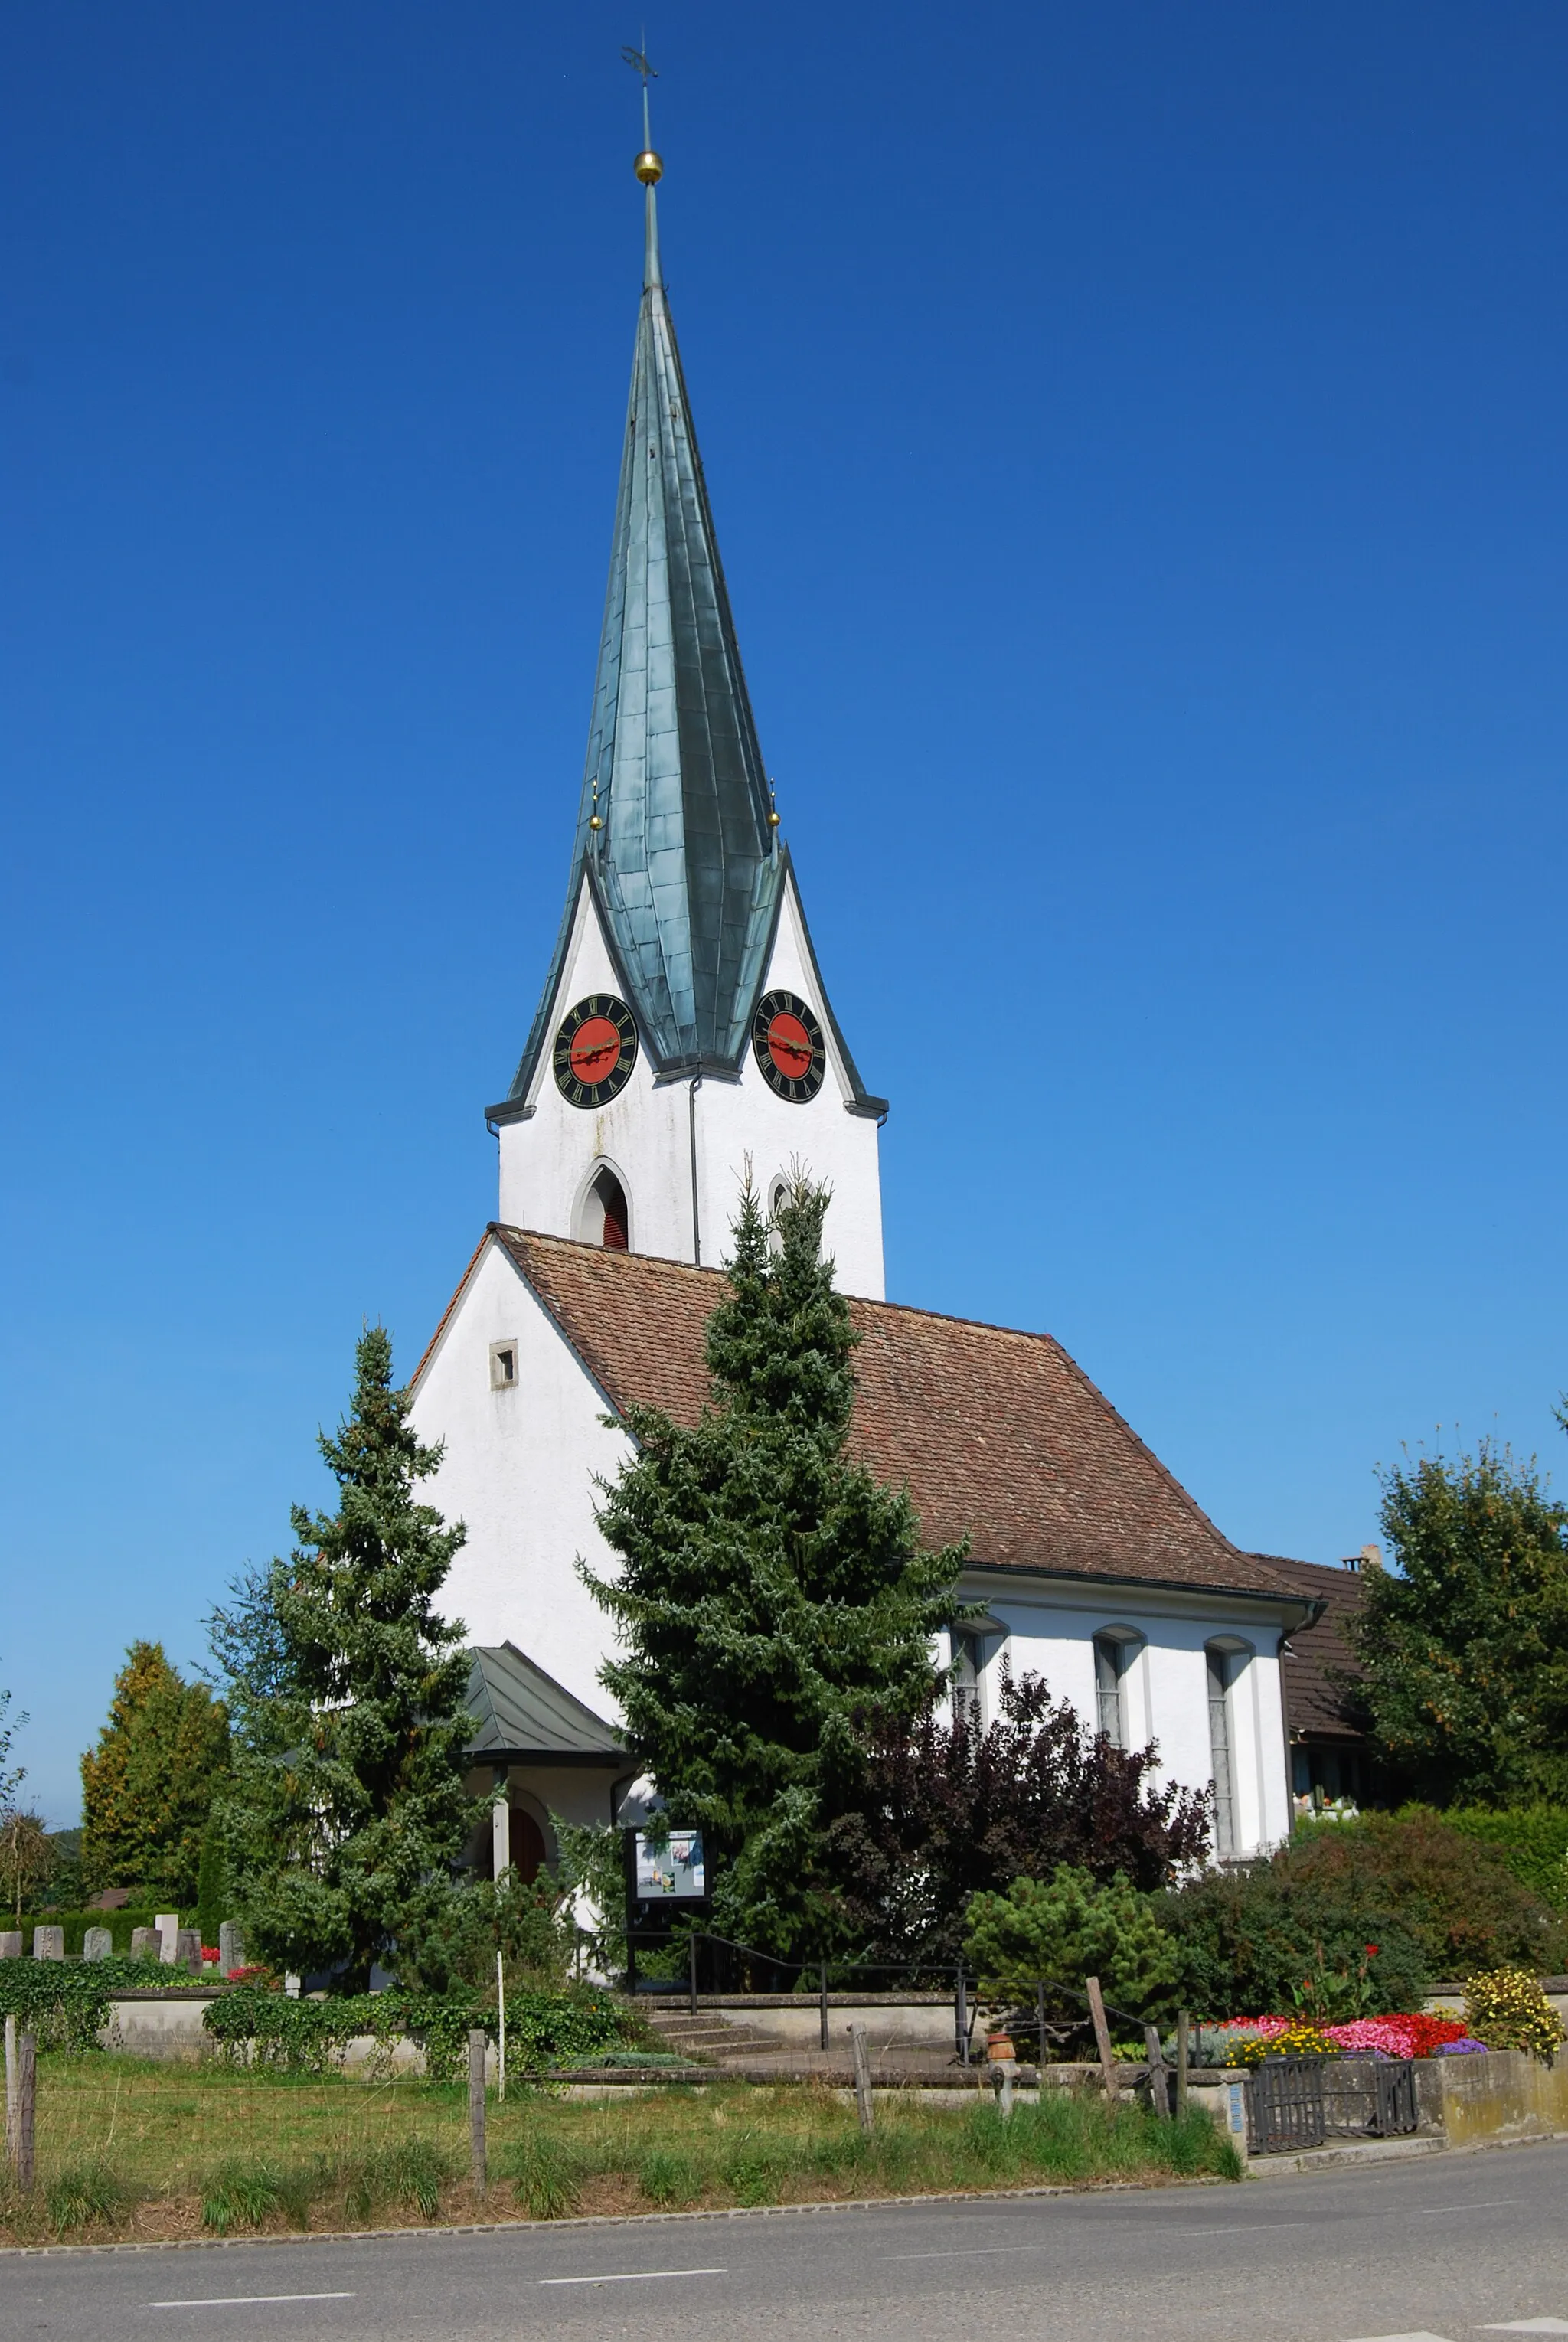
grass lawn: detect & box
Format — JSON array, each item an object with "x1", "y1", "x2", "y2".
[{"x1": 0, "y1": 2056, "x2": 1240, "y2": 2243}]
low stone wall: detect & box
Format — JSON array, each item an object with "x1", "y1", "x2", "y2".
[
  {"x1": 104, "y1": 1991, "x2": 223, "y2": 2060},
  {"x1": 680, "y1": 1994, "x2": 956, "y2": 2054},
  {"x1": 1437, "y1": 2046, "x2": 1568, "y2": 2146}
]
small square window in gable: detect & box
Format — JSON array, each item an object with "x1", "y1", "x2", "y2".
[{"x1": 489, "y1": 1339, "x2": 519, "y2": 1392}]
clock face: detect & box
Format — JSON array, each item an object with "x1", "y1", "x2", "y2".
[
  {"x1": 751, "y1": 988, "x2": 827, "y2": 1102},
  {"x1": 553, "y1": 995, "x2": 638, "y2": 1107}
]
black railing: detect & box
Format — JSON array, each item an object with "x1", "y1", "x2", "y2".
[{"x1": 627, "y1": 1926, "x2": 1164, "y2": 2078}]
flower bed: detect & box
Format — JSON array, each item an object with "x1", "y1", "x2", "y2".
[{"x1": 1204, "y1": 2013, "x2": 1488, "y2": 2063}]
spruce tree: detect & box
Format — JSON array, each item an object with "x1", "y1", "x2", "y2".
[
  {"x1": 209, "y1": 1326, "x2": 474, "y2": 1988},
  {"x1": 586, "y1": 1178, "x2": 965, "y2": 1957},
  {"x1": 80, "y1": 1644, "x2": 229, "y2": 1903}
]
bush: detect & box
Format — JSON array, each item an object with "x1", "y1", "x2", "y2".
[
  {"x1": 964, "y1": 1868, "x2": 1181, "y2": 2020},
  {"x1": 1158, "y1": 1863, "x2": 1430, "y2": 2019},
  {"x1": 1161, "y1": 1809, "x2": 1565, "y2": 2016},
  {"x1": 1463, "y1": 1968, "x2": 1566, "y2": 2062},
  {"x1": 201, "y1": 1981, "x2": 628, "y2": 2079},
  {"x1": 1429, "y1": 1807, "x2": 1568, "y2": 1916},
  {"x1": 0, "y1": 1955, "x2": 178, "y2": 2051}
]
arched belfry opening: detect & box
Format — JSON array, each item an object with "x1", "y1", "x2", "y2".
[{"x1": 577, "y1": 1164, "x2": 630, "y2": 1251}]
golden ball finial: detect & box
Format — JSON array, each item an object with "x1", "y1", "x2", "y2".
[
  {"x1": 589, "y1": 812, "x2": 603, "y2": 831},
  {"x1": 635, "y1": 149, "x2": 663, "y2": 185},
  {"x1": 768, "y1": 808, "x2": 780, "y2": 829}
]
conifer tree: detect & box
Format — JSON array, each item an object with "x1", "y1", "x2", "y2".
[
  {"x1": 585, "y1": 1178, "x2": 965, "y2": 1957},
  {"x1": 209, "y1": 1327, "x2": 474, "y2": 1988},
  {"x1": 80, "y1": 1644, "x2": 229, "y2": 1903}
]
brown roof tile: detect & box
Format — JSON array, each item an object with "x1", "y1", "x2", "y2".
[
  {"x1": 1253, "y1": 1551, "x2": 1370, "y2": 1740},
  {"x1": 485, "y1": 1227, "x2": 1303, "y2": 1605}
]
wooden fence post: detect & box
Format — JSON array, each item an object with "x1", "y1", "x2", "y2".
[
  {"x1": 688, "y1": 1932, "x2": 699, "y2": 2017},
  {"x1": 1144, "y1": 2022, "x2": 1171, "y2": 2118},
  {"x1": 497, "y1": 1951, "x2": 507, "y2": 2103},
  {"x1": 4, "y1": 2015, "x2": 16, "y2": 2175},
  {"x1": 955, "y1": 1965, "x2": 969, "y2": 2066},
  {"x1": 468, "y1": 2027, "x2": 488, "y2": 2200},
  {"x1": 1176, "y1": 2009, "x2": 1190, "y2": 2117},
  {"x1": 13, "y1": 2029, "x2": 35, "y2": 2193},
  {"x1": 1036, "y1": 1981, "x2": 1047, "y2": 2077},
  {"x1": 848, "y1": 2021, "x2": 875, "y2": 2135},
  {"x1": 819, "y1": 1962, "x2": 829, "y2": 2053},
  {"x1": 1085, "y1": 1975, "x2": 1119, "y2": 2101}
]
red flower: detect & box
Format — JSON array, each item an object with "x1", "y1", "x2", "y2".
[{"x1": 1364, "y1": 1944, "x2": 1380, "y2": 1956}]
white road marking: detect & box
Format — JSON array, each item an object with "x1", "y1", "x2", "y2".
[
  {"x1": 890, "y1": 2223, "x2": 1305, "y2": 2259},
  {"x1": 1479, "y1": 2325, "x2": 1568, "y2": 2334},
  {"x1": 538, "y1": 2269, "x2": 726, "y2": 2288},
  {"x1": 1341, "y1": 2332, "x2": 1455, "y2": 2341},
  {"x1": 1410, "y1": 2200, "x2": 1521, "y2": 2214},
  {"x1": 149, "y1": 2295, "x2": 358, "y2": 2309}
]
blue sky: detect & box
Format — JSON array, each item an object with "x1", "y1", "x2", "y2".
[{"x1": 3, "y1": 2, "x2": 1565, "y2": 1826}]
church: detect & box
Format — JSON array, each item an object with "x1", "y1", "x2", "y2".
[{"x1": 409, "y1": 132, "x2": 1321, "y2": 1890}]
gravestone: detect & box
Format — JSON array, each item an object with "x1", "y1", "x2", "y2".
[
  {"x1": 155, "y1": 1913, "x2": 180, "y2": 1963},
  {"x1": 31, "y1": 1926, "x2": 65, "y2": 1960},
  {"x1": 175, "y1": 1929, "x2": 202, "y2": 1974},
  {"x1": 0, "y1": 1932, "x2": 21, "y2": 1959},
  {"x1": 129, "y1": 1926, "x2": 160, "y2": 1960},
  {"x1": 82, "y1": 1927, "x2": 114, "y2": 1962},
  {"x1": 218, "y1": 1920, "x2": 244, "y2": 1975}
]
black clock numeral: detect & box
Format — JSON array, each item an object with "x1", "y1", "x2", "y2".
[{"x1": 554, "y1": 995, "x2": 639, "y2": 1109}]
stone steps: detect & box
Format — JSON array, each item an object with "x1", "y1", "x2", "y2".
[{"x1": 641, "y1": 2007, "x2": 792, "y2": 2062}]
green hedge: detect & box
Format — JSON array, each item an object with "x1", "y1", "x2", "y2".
[
  {"x1": 203, "y1": 1985, "x2": 629, "y2": 2081},
  {"x1": 0, "y1": 1956, "x2": 175, "y2": 2050},
  {"x1": 4, "y1": 1909, "x2": 167, "y2": 1956},
  {"x1": 1420, "y1": 1808, "x2": 1568, "y2": 1916}
]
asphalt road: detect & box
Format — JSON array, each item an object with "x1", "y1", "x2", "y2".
[{"x1": 4, "y1": 2138, "x2": 1565, "y2": 2342}]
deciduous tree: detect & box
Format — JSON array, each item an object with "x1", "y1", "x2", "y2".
[
  {"x1": 1348, "y1": 1439, "x2": 1568, "y2": 1805},
  {"x1": 826, "y1": 1667, "x2": 1210, "y2": 1967}
]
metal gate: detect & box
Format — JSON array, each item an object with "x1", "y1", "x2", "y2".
[
  {"x1": 1250, "y1": 2056, "x2": 1420, "y2": 2154},
  {"x1": 1248, "y1": 2055, "x2": 1327, "y2": 2153}
]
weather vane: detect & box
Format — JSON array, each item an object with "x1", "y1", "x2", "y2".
[{"x1": 622, "y1": 40, "x2": 663, "y2": 184}]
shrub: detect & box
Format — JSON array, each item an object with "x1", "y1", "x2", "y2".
[
  {"x1": 1463, "y1": 1968, "x2": 1566, "y2": 2063},
  {"x1": 201, "y1": 1982, "x2": 626, "y2": 2079},
  {"x1": 1158, "y1": 1865, "x2": 1430, "y2": 2018},
  {"x1": 964, "y1": 1867, "x2": 1181, "y2": 2020},
  {"x1": 1428, "y1": 1807, "x2": 1568, "y2": 1916},
  {"x1": 1161, "y1": 1808, "x2": 1564, "y2": 2014}
]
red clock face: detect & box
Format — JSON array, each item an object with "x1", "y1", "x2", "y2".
[
  {"x1": 751, "y1": 988, "x2": 826, "y2": 1102},
  {"x1": 553, "y1": 995, "x2": 638, "y2": 1107}
]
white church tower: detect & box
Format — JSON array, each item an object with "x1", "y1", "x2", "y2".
[{"x1": 485, "y1": 138, "x2": 887, "y2": 1295}]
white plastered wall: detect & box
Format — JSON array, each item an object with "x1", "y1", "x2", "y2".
[
  {"x1": 412, "y1": 1236, "x2": 631, "y2": 1719},
  {"x1": 952, "y1": 1578, "x2": 1293, "y2": 1858},
  {"x1": 496, "y1": 870, "x2": 886, "y2": 1296}
]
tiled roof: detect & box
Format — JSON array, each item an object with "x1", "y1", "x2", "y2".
[
  {"x1": 463, "y1": 1641, "x2": 626, "y2": 1765},
  {"x1": 487, "y1": 1227, "x2": 1305, "y2": 1605},
  {"x1": 1253, "y1": 1552, "x2": 1370, "y2": 1740}
]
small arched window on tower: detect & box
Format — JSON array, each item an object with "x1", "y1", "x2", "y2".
[
  {"x1": 767, "y1": 1175, "x2": 788, "y2": 1255},
  {"x1": 577, "y1": 1165, "x2": 630, "y2": 1251}
]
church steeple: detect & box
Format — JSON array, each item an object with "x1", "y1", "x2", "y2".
[{"x1": 501, "y1": 138, "x2": 782, "y2": 1101}]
